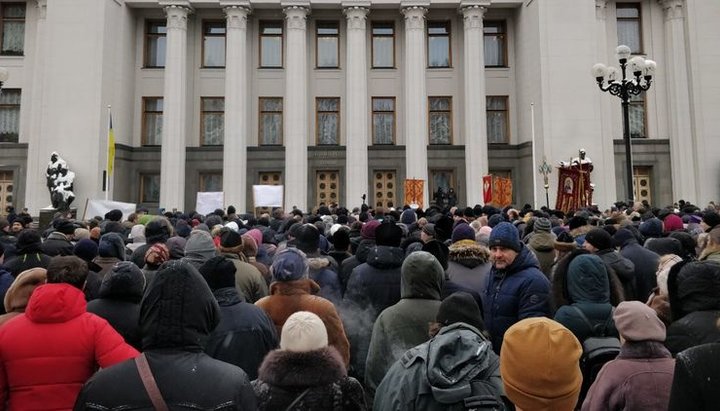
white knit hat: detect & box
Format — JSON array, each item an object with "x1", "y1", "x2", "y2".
[{"x1": 280, "y1": 311, "x2": 328, "y2": 352}]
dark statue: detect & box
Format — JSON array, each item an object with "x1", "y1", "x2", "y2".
[{"x1": 45, "y1": 152, "x2": 75, "y2": 211}]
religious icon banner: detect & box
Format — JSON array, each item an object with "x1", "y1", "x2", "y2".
[
  {"x1": 404, "y1": 179, "x2": 424, "y2": 209},
  {"x1": 483, "y1": 175, "x2": 513, "y2": 208},
  {"x1": 555, "y1": 166, "x2": 592, "y2": 213}
]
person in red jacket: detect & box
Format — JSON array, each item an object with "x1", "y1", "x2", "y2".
[{"x1": 0, "y1": 255, "x2": 138, "y2": 410}]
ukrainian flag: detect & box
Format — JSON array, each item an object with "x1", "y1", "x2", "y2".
[{"x1": 108, "y1": 112, "x2": 115, "y2": 175}]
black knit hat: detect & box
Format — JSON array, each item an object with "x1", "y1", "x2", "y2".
[
  {"x1": 421, "y1": 240, "x2": 449, "y2": 270},
  {"x1": 294, "y1": 224, "x2": 320, "y2": 253},
  {"x1": 54, "y1": 219, "x2": 76, "y2": 235},
  {"x1": 703, "y1": 211, "x2": 720, "y2": 231},
  {"x1": 375, "y1": 222, "x2": 403, "y2": 247},
  {"x1": 584, "y1": 228, "x2": 613, "y2": 251},
  {"x1": 436, "y1": 291, "x2": 485, "y2": 331},
  {"x1": 104, "y1": 209, "x2": 123, "y2": 222},
  {"x1": 219, "y1": 229, "x2": 242, "y2": 248},
  {"x1": 199, "y1": 256, "x2": 237, "y2": 291},
  {"x1": 568, "y1": 216, "x2": 588, "y2": 231}
]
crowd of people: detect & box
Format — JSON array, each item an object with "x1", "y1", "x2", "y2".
[{"x1": 0, "y1": 198, "x2": 719, "y2": 410}]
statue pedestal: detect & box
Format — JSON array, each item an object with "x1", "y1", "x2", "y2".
[{"x1": 39, "y1": 208, "x2": 77, "y2": 231}]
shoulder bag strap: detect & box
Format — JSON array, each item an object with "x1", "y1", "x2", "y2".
[
  {"x1": 135, "y1": 353, "x2": 170, "y2": 411},
  {"x1": 285, "y1": 388, "x2": 311, "y2": 411},
  {"x1": 569, "y1": 305, "x2": 595, "y2": 333}
]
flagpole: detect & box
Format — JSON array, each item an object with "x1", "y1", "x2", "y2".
[
  {"x1": 106, "y1": 105, "x2": 111, "y2": 201},
  {"x1": 531, "y1": 102, "x2": 538, "y2": 209}
]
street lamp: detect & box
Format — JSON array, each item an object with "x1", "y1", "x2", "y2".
[
  {"x1": 592, "y1": 45, "x2": 656, "y2": 203},
  {"x1": 0, "y1": 66, "x2": 9, "y2": 95}
]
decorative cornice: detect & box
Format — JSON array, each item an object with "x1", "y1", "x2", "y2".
[
  {"x1": 659, "y1": 0, "x2": 685, "y2": 21},
  {"x1": 461, "y1": 5, "x2": 487, "y2": 29},
  {"x1": 344, "y1": 6, "x2": 369, "y2": 31},
  {"x1": 283, "y1": 5, "x2": 309, "y2": 31},
  {"x1": 401, "y1": 6, "x2": 428, "y2": 31},
  {"x1": 164, "y1": 4, "x2": 192, "y2": 31},
  {"x1": 224, "y1": 5, "x2": 251, "y2": 30},
  {"x1": 595, "y1": 0, "x2": 608, "y2": 20}
]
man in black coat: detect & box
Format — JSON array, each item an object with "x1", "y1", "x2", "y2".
[
  {"x1": 669, "y1": 342, "x2": 720, "y2": 411},
  {"x1": 74, "y1": 260, "x2": 257, "y2": 410},
  {"x1": 613, "y1": 228, "x2": 660, "y2": 301},
  {"x1": 41, "y1": 219, "x2": 76, "y2": 257}
]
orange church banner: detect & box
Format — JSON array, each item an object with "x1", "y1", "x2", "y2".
[
  {"x1": 555, "y1": 166, "x2": 592, "y2": 213},
  {"x1": 483, "y1": 175, "x2": 513, "y2": 208},
  {"x1": 404, "y1": 179, "x2": 424, "y2": 209}
]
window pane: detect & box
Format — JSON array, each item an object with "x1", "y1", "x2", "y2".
[
  {"x1": 317, "y1": 37, "x2": 338, "y2": 67},
  {"x1": 263, "y1": 26, "x2": 282, "y2": 35},
  {"x1": 629, "y1": 94, "x2": 645, "y2": 138},
  {"x1": 487, "y1": 112, "x2": 508, "y2": 143},
  {"x1": 203, "y1": 114, "x2": 224, "y2": 145},
  {"x1": 617, "y1": 20, "x2": 641, "y2": 53},
  {"x1": 428, "y1": 37, "x2": 450, "y2": 67},
  {"x1": 373, "y1": 27, "x2": 393, "y2": 35},
  {"x1": 1, "y1": 21, "x2": 24, "y2": 55},
  {"x1": 317, "y1": 27, "x2": 338, "y2": 35},
  {"x1": 484, "y1": 36, "x2": 504, "y2": 66},
  {"x1": 373, "y1": 37, "x2": 394, "y2": 68},
  {"x1": 204, "y1": 36, "x2": 225, "y2": 67},
  {"x1": 317, "y1": 113, "x2": 338, "y2": 145},
  {"x1": 148, "y1": 23, "x2": 166, "y2": 34},
  {"x1": 317, "y1": 98, "x2": 338, "y2": 111},
  {"x1": 429, "y1": 97, "x2": 450, "y2": 111},
  {"x1": 141, "y1": 175, "x2": 160, "y2": 203},
  {"x1": 202, "y1": 98, "x2": 225, "y2": 111},
  {"x1": 373, "y1": 98, "x2": 394, "y2": 111},
  {"x1": 486, "y1": 96, "x2": 507, "y2": 110},
  {"x1": 617, "y1": 7, "x2": 639, "y2": 18},
  {"x1": 201, "y1": 174, "x2": 223, "y2": 192},
  {"x1": 261, "y1": 37, "x2": 282, "y2": 67},
  {"x1": 262, "y1": 98, "x2": 282, "y2": 112},
  {"x1": 146, "y1": 99, "x2": 164, "y2": 112},
  {"x1": 261, "y1": 113, "x2": 282, "y2": 145},
  {"x1": 144, "y1": 114, "x2": 162, "y2": 145},
  {"x1": 0, "y1": 89, "x2": 20, "y2": 142},
  {"x1": 429, "y1": 113, "x2": 451, "y2": 144},
  {"x1": 147, "y1": 36, "x2": 166, "y2": 67},
  {"x1": 373, "y1": 113, "x2": 394, "y2": 144}
]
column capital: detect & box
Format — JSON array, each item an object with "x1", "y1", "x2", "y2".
[
  {"x1": 344, "y1": 5, "x2": 370, "y2": 31},
  {"x1": 595, "y1": 0, "x2": 608, "y2": 19},
  {"x1": 658, "y1": 0, "x2": 685, "y2": 20},
  {"x1": 283, "y1": 2, "x2": 310, "y2": 30},
  {"x1": 35, "y1": 0, "x2": 47, "y2": 19},
  {"x1": 162, "y1": 3, "x2": 193, "y2": 30},
  {"x1": 460, "y1": 4, "x2": 487, "y2": 29},
  {"x1": 223, "y1": 3, "x2": 251, "y2": 30},
  {"x1": 401, "y1": 5, "x2": 428, "y2": 31}
]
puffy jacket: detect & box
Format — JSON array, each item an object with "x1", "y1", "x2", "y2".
[
  {"x1": 41, "y1": 231, "x2": 74, "y2": 257},
  {"x1": 483, "y1": 245, "x2": 551, "y2": 353},
  {"x1": 307, "y1": 253, "x2": 342, "y2": 304},
  {"x1": 340, "y1": 239, "x2": 375, "y2": 293},
  {"x1": 74, "y1": 260, "x2": 257, "y2": 410},
  {"x1": 374, "y1": 323, "x2": 503, "y2": 411},
  {"x1": 344, "y1": 245, "x2": 404, "y2": 317},
  {"x1": 253, "y1": 346, "x2": 367, "y2": 411},
  {"x1": 446, "y1": 239, "x2": 492, "y2": 292},
  {"x1": 365, "y1": 251, "x2": 444, "y2": 399},
  {"x1": 668, "y1": 342, "x2": 720, "y2": 411},
  {"x1": 0, "y1": 283, "x2": 138, "y2": 411},
  {"x1": 205, "y1": 287, "x2": 278, "y2": 380},
  {"x1": 596, "y1": 249, "x2": 636, "y2": 300}
]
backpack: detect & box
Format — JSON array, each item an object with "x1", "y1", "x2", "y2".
[{"x1": 570, "y1": 306, "x2": 621, "y2": 401}]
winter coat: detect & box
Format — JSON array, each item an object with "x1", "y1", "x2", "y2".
[
  {"x1": 252, "y1": 346, "x2": 367, "y2": 411},
  {"x1": 527, "y1": 231, "x2": 557, "y2": 278},
  {"x1": 0, "y1": 267, "x2": 46, "y2": 327},
  {"x1": 699, "y1": 248, "x2": 720, "y2": 264},
  {"x1": 582, "y1": 341, "x2": 675, "y2": 411},
  {"x1": 483, "y1": 244, "x2": 551, "y2": 353},
  {"x1": 41, "y1": 231, "x2": 74, "y2": 257},
  {"x1": 618, "y1": 238, "x2": 660, "y2": 301},
  {"x1": 340, "y1": 239, "x2": 375, "y2": 293},
  {"x1": 0, "y1": 268, "x2": 13, "y2": 316},
  {"x1": 91, "y1": 256, "x2": 121, "y2": 279},
  {"x1": 221, "y1": 252, "x2": 268, "y2": 303},
  {"x1": 86, "y1": 264, "x2": 146, "y2": 350},
  {"x1": 554, "y1": 254, "x2": 619, "y2": 342},
  {"x1": 373, "y1": 323, "x2": 503, "y2": 411},
  {"x1": 596, "y1": 249, "x2": 637, "y2": 300},
  {"x1": 668, "y1": 342, "x2": 720, "y2": 411},
  {"x1": 255, "y1": 278, "x2": 350, "y2": 366},
  {"x1": 665, "y1": 261, "x2": 720, "y2": 355},
  {"x1": 0, "y1": 283, "x2": 138, "y2": 410},
  {"x1": 365, "y1": 251, "x2": 444, "y2": 398},
  {"x1": 446, "y1": 239, "x2": 492, "y2": 292},
  {"x1": 205, "y1": 287, "x2": 278, "y2": 380},
  {"x1": 74, "y1": 260, "x2": 257, "y2": 411},
  {"x1": 1, "y1": 241, "x2": 52, "y2": 277},
  {"x1": 308, "y1": 253, "x2": 342, "y2": 304}
]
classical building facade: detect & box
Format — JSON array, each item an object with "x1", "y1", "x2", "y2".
[{"x1": 1, "y1": 0, "x2": 718, "y2": 215}]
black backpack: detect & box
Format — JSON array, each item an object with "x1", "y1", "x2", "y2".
[{"x1": 570, "y1": 306, "x2": 621, "y2": 402}]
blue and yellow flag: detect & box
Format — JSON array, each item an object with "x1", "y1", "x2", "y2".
[{"x1": 107, "y1": 112, "x2": 115, "y2": 175}]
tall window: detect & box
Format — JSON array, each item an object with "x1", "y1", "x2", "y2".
[
  {"x1": 1, "y1": 3, "x2": 24, "y2": 55},
  {"x1": 139, "y1": 173, "x2": 160, "y2": 203},
  {"x1": 259, "y1": 97, "x2": 283, "y2": 145},
  {"x1": 199, "y1": 172, "x2": 223, "y2": 192},
  {"x1": 372, "y1": 22, "x2": 394, "y2": 68},
  {"x1": 427, "y1": 22, "x2": 451, "y2": 68},
  {"x1": 316, "y1": 98, "x2": 339, "y2": 145},
  {"x1": 487, "y1": 96, "x2": 509, "y2": 144},
  {"x1": 0, "y1": 89, "x2": 20, "y2": 142},
  {"x1": 429, "y1": 97, "x2": 452, "y2": 144},
  {"x1": 629, "y1": 93, "x2": 646, "y2": 138},
  {"x1": 260, "y1": 21, "x2": 283, "y2": 68},
  {"x1": 145, "y1": 21, "x2": 167, "y2": 68},
  {"x1": 617, "y1": 3, "x2": 642, "y2": 54},
  {"x1": 142, "y1": 97, "x2": 163, "y2": 146},
  {"x1": 316, "y1": 22, "x2": 339, "y2": 68},
  {"x1": 372, "y1": 97, "x2": 395, "y2": 145},
  {"x1": 203, "y1": 21, "x2": 226, "y2": 68},
  {"x1": 201, "y1": 97, "x2": 224, "y2": 145},
  {"x1": 484, "y1": 21, "x2": 507, "y2": 67}
]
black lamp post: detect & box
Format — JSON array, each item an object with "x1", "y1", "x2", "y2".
[{"x1": 593, "y1": 45, "x2": 656, "y2": 203}]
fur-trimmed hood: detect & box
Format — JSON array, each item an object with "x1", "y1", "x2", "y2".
[
  {"x1": 448, "y1": 240, "x2": 490, "y2": 268},
  {"x1": 257, "y1": 346, "x2": 346, "y2": 388},
  {"x1": 3, "y1": 267, "x2": 47, "y2": 313}
]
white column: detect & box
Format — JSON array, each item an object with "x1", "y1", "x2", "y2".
[
  {"x1": 159, "y1": 3, "x2": 191, "y2": 211},
  {"x1": 24, "y1": 0, "x2": 48, "y2": 214},
  {"x1": 402, "y1": 4, "x2": 429, "y2": 207},
  {"x1": 461, "y1": 2, "x2": 489, "y2": 207},
  {"x1": 343, "y1": 4, "x2": 370, "y2": 210},
  {"x1": 282, "y1": 3, "x2": 310, "y2": 211},
  {"x1": 659, "y1": 0, "x2": 697, "y2": 202},
  {"x1": 595, "y1": 0, "x2": 616, "y2": 206},
  {"x1": 222, "y1": 2, "x2": 251, "y2": 212}
]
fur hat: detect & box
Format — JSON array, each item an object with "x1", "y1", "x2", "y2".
[
  {"x1": 199, "y1": 256, "x2": 237, "y2": 291},
  {"x1": 271, "y1": 247, "x2": 309, "y2": 282},
  {"x1": 568, "y1": 216, "x2": 588, "y2": 231},
  {"x1": 280, "y1": 311, "x2": 328, "y2": 352},
  {"x1": 375, "y1": 222, "x2": 403, "y2": 247},
  {"x1": 534, "y1": 217, "x2": 552, "y2": 233},
  {"x1": 4, "y1": 268, "x2": 47, "y2": 313},
  {"x1": 554, "y1": 231, "x2": 577, "y2": 252},
  {"x1": 219, "y1": 228, "x2": 243, "y2": 249},
  {"x1": 584, "y1": 228, "x2": 613, "y2": 251},
  {"x1": 488, "y1": 222, "x2": 521, "y2": 252},
  {"x1": 451, "y1": 223, "x2": 476, "y2": 243},
  {"x1": 613, "y1": 301, "x2": 666, "y2": 342},
  {"x1": 294, "y1": 224, "x2": 320, "y2": 254},
  {"x1": 54, "y1": 219, "x2": 76, "y2": 235},
  {"x1": 501, "y1": 318, "x2": 582, "y2": 411},
  {"x1": 104, "y1": 209, "x2": 123, "y2": 222},
  {"x1": 145, "y1": 219, "x2": 172, "y2": 244},
  {"x1": 361, "y1": 220, "x2": 381, "y2": 240},
  {"x1": 98, "y1": 232, "x2": 126, "y2": 260},
  {"x1": 436, "y1": 291, "x2": 485, "y2": 331},
  {"x1": 703, "y1": 211, "x2": 720, "y2": 230},
  {"x1": 421, "y1": 240, "x2": 449, "y2": 270},
  {"x1": 73, "y1": 239, "x2": 98, "y2": 262}
]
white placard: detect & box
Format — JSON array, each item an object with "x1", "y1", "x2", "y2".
[
  {"x1": 253, "y1": 185, "x2": 284, "y2": 207},
  {"x1": 83, "y1": 199, "x2": 137, "y2": 221},
  {"x1": 196, "y1": 192, "x2": 224, "y2": 215}
]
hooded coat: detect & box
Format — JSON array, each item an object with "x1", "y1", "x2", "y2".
[
  {"x1": 41, "y1": 231, "x2": 74, "y2": 257},
  {"x1": 446, "y1": 239, "x2": 492, "y2": 292},
  {"x1": 92, "y1": 232, "x2": 127, "y2": 278},
  {"x1": 596, "y1": 248, "x2": 637, "y2": 300},
  {"x1": 373, "y1": 323, "x2": 503, "y2": 411},
  {"x1": 482, "y1": 244, "x2": 551, "y2": 353},
  {"x1": 74, "y1": 261, "x2": 257, "y2": 410},
  {"x1": 365, "y1": 251, "x2": 445, "y2": 399},
  {"x1": 1, "y1": 232, "x2": 52, "y2": 277},
  {"x1": 220, "y1": 251, "x2": 268, "y2": 304},
  {"x1": 0, "y1": 283, "x2": 138, "y2": 411},
  {"x1": 553, "y1": 254, "x2": 619, "y2": 342},
  {"x1": 340, "y1": 238, "x2": 375, "y2": 293},
  {"x1": 617, "y1": 236, "x2": 660, "y2": 301},
  {"x1": 527, "y1": 231, "x2": 557, "y2": 278},
  {"x1": 252, "y1": 346, "x2": 367, "y2": 411},
  {"x1": 255, "y1": 278, "x2": 350, "y2": 367},
  {"x1": 307, "y1": 252, "x2": 342, "y2": 304},
  {"x1": 0, "y1": 268, "x2": 46, "y2": 327}
]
